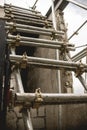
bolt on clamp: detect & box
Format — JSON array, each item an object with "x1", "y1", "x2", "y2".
[
  {"x1": 9, "y1": 34, "x2": 20, "y2": 47},
  {"x1": 33, "y1": 88, "x2": 43, "y2": 109},
  {"x1": 75, "y1": 60, "x2": 85, "y2": 77},
  {"x1": 20, "y1": 52, "x2": 28, "y2": 68},
  {"x1": 9, "y1": 22, "x2": 16, "y2": 32}
]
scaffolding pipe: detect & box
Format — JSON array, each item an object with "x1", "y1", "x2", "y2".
[
  {"x1": 65, "y1": 54, "x2": 87, "y2": 91},
  {"x1": 14, "y1": 69, "x2": 33, "y2": 130},
  {"x1": 5, "y1": 14, "x2": 52, "y2": 27},
  {"x1": 10, "y1": 47, "x2": 24, "y2": 93},
  {"x1": 68, "y1": 20, "x2": 87, "y2": 40},
  {"x1": 6, "y1": 22, "x2": 64, "y2": 35},
  {"x1": 2, "y1": 16, "x2": 44, "y2": 26},
  {"x1": 5, "y1": 9, "x2": 46, "y2": 20},
  {"x1": 6, "y1": 26, "x2": 55, "y2": 36},
  {"x1": 10, "y1": 54, "x2": 87, "y2": 72},
  {"x1": 11, "y1": 48, "x2": 33, "y2": 130},
  {"x1": 78, "y1": 75, "x2": 87, "y2": 91},
  {"x1": 10, "y1": 18, "x2": 46, "y2": 26},
  {"x1": 8, "y1": 34, "x2": 74, "y2": 47},
  {"x1": 15, "y1": 93, "x2": 87, "y2": 104},
  {"x1": 5, "y1": 7, "x2": 45, "y2": 18},
  {"x1": 5, "y1": 13, "x2": 50, "y2": 23},
  {"x1": 72, "y1": 47, "x2": 87, "y2": 62},
  {"x1": 10, "y1": 54, "x2": 83, "y2": 68},
  {"x1": 14, "y1": 69, "x2": 24, "y2": 93},
  {"x1": 32, "y1": 0, "x2": 39, "y2": 10},
  {"x1": 22, "y1": 109, "x2": 33, "y2": 130},
  {"x1": 4, "y1": 3, "x2": 40, "y2": 14},
  {"x1": 7, "y1": 39, "x2": 75, "y2": 51},
  {"x1": 66, "y1": 0, "x2": 87, "y2": 10},
  {"x1": 4, "y1": 6, "x2": 40, "y2": 15}
]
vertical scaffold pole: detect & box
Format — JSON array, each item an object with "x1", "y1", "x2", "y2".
[
  {"x1": 11, "y1": 48, "x2": 33, "y2": 130},
  {"x1": 51, "y1": 0, "x2": 62, "y2": 129}
]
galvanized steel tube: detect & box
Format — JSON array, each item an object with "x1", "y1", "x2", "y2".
[
  {"x1": 6, "y1": 22, "x2": 64, "y2": 35},
  {"x1": 7, "y1": 39, "x2": 75, "y2": 51},
  {"x1": 15, "y1": 93, "x2": 87, "y2": 104},
  {"x1": 8, "y1": 34, "x2": 74, "y2": 47},
  {"x1": 10, "y1": 54, "x2": 87, "y2": 71}
]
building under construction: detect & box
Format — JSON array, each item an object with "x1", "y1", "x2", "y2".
[{"x1": 0, "y1": 0, "x2": 87, "y2": 130}]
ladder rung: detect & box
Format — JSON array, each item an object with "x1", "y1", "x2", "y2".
[
  {"x1": 10, "y1": 54, "x2": 87, "y2": 71},
  {"x1": 15, "y1": 93, "x2": 87, "y2": 105}
]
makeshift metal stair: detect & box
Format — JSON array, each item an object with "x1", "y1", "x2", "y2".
[{"x1": 3, "y1": 3, "x2": 87, "y2": 130}]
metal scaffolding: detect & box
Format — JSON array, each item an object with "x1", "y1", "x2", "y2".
[{"x1": 2, "y1": 1, "x2": 87, "y2": 130}]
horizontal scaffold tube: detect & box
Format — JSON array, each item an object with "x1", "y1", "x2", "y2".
[
  {"x1": 5, "y1": 8, "x2": 45, "y2": 19},
  {"x1": 4, "y1": 4, "x2": 43, "y2": 16},
  {"x1": 15, "y1": 93, "x2": 87, "y2": 104},
  {"x1": 10, "y1": 54, "x2": 87, "y2": 72},
  {"x1": 5, "y1": 17, "x2": 46, "y2": 26},
  {"x1": 6, "y1": 22, "x2": 64, "y2": 35},
  {"x1": 5, "y1": 14, "x2": 52, "y2": 27},
  {"x1": 8, "y1": 34, "x2": 74, "y2": 47},
  {"x1": 5, "y1": 9, "x2": 47, "y2": 21},
  {"x1": 72, "y1": 47, "x2": 87, "y2": 62},
  {"x1": 7, "y1": 39, "x2": 75, "y2": 51}
]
